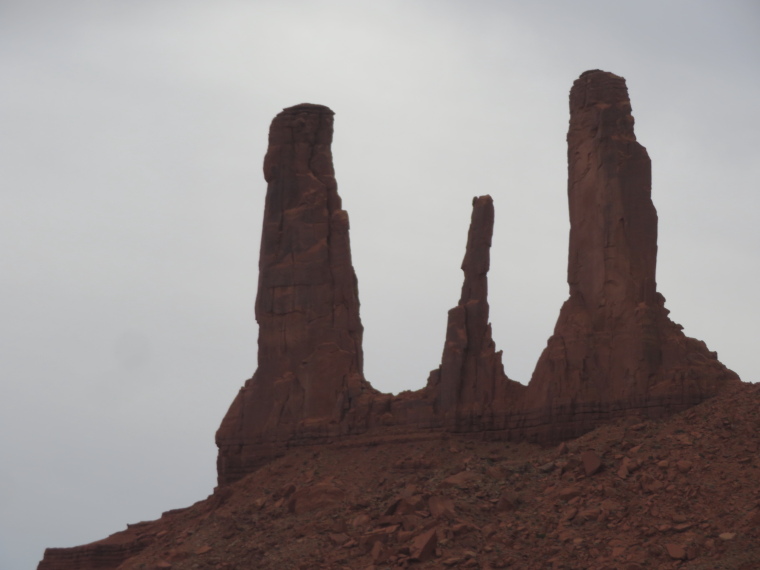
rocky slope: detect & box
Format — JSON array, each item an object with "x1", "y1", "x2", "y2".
[
  {"x1": 40, "y1": 381, "x2": 760, "y2": 569},
  {"x1": 38, "y1": 70, "x2": 745, "y2": 569}
]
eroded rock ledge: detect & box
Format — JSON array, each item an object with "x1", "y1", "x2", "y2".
[{"x1": 39, "y1": 70, "x2": 739, "y2": 570}]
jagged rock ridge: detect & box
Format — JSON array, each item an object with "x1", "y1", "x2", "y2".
[{"x1": 38, "y1": 70, "x2": 740, "y2": 570}]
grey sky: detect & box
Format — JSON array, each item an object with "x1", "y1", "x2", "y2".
[{"x1": 2, "y1": 1, "x2": 759, "y2": 568}]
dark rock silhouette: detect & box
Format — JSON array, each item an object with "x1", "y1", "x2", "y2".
[{"x1": 38, "y1": 71, "x2": 740, "y2": 570}]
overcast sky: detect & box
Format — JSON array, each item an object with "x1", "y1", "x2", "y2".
[{"x1": 2, "y1": 1, "x2": 759, "y2": 568}]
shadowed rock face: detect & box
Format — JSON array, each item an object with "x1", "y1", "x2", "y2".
[{"x1": 524, "y1": 70, "x2": 737, "y2": 439}]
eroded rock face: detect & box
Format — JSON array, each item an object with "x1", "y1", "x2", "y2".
[
  {"x1": 215, "y1": 104, "x2": 378, "y2": 485},
  {"x1": 524, "y1": 70, "x2": 737, "y2": 439}
]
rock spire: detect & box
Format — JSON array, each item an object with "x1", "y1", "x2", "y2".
[
  {"x1": 426, "y1": 195, "x2": 524, "y2": 429},
  {"x1": 525, "y1": 70, "x2": 737, "y2": 438},
  {"x1": 215, "y1": 104, "x2": 376, "y2": 485}
]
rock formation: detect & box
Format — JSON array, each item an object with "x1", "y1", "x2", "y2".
[
  {"x1": 215, "y1": 104, "x2": 379, "y2": 485},
  {"x1": 38, "y1": 70, "x2": 742, "y2": 570},
  {"x1": 524, "y1": 70, "x2": 738, "y2": 439},
  {"x1": 215, "y1": 73, "x2": 737, "y2": 485},
  {"x1": 425, "y1": 195, "x2": 524, "y2": 430}
]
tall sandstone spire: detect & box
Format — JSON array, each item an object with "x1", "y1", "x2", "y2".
[
  {"x1": 525, "y1": 70, "x2": 737, "y2": 438},
  {"x1": 215, "y1": 104, "x2": 376, "y2": 485},
  {"x1": 426, "y1": 195, "x2": 524, "y2": 430}
]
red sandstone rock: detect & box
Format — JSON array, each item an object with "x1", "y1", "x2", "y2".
[
  {"x1": 216, "y1": 74, "x2": 737, "y2": 487},
  {"x1": 525, "y1": 70, "x2": 738, "y2": 440},
  {"x1": 39, "y1": 72, "x2": 745, "y2": 570},
  {"x1": 439, "y1": 470, "x2": 480, "y2": 489},
  {"x1": 426, "y1": 195, "x2": 525, "y2": 428},
  {"x1": 287, "y1": 480, "x2": 345, "y2": 514},
  {"x1": 676, "y1": 460, "x2": 693, "y2": 473},
  {"x1": 666, "y1": 543, "x2": 687, "y2": 560},
  {"x1": 581, "y1": 450, "x2": 602, "y2": 476},
  {"x1": 409, "y1": 528, "x2": 438, "y2": 562},
  {"x1": 496, "y1": 491, "x2": 521, "y2": 512},
  {"x1": 215, "y1": 103, "x2": 378, "y2": 485},
  {"x1": 428, "y1": 495, "x2": 456, "y2": 518}
]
